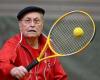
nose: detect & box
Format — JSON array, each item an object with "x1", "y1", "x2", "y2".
[{"x1": 30, "y1": 21, "x2": 35, "y2": 27}]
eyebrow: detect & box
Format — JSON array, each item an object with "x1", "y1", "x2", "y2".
[{"x1": 24, "y1": 17, "x2": 40, "y2": 20}]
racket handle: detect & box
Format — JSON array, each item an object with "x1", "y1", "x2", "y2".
[{"x1": 26, "y1": 59, "x2": 39, "y2": 71}]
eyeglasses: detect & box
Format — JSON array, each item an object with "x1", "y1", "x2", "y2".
[{"x1": 21, "y1": 18, "x2": 42, "y2": 25}]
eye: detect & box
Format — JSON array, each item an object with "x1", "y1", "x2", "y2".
[
  {"x1": 34, "y1": 18, "x2": 40, "y2": 24},
  {"x1": 25, "y1": 19, "x2": 31, "y2": 22}
]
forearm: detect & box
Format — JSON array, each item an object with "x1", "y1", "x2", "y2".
[
  {"x1": 0, "y1": 62, "x2": 14, "y2": 76},
  {"x1": 0, "y1": 62, "x2": 15, "y2": 80}
]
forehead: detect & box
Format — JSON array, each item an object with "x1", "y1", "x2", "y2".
[{"x1": 22, "y1": 12, "x2": 43, "y2": 19}]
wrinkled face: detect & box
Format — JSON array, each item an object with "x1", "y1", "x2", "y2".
[{"x1": 19, "y1": 12, "x2": 44, "y2": 38}]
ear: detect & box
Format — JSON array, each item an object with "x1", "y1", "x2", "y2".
[{"x1": 18, "y1": 22, "x2": 22, "y2": 32}]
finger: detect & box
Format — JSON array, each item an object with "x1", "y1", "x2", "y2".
[
  {"x1": 16, "y1": 75, "x2": 20, "y2": 79},
  {"x1": 19, "y1": 66, "x2": 28, "y2": 73},
  {"x1": 16, "y1": 67, "x2": 26, "y2": 78}
]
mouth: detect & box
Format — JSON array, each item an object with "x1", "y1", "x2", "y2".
[{"x1": 28, "y1": 30, "x2": 37, "y2": 32}]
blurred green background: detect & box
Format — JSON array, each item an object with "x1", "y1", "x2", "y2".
[{"x1": 0, "y1": 0, "x2": 100, "y2": 80}]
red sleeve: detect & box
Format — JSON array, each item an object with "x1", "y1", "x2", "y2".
[
  {"x1": 0, "y1": 36, "x2": 18, "y2": 79},
  {"x1": 53, "y1": 58, "x2": 68, "y2": 80}
]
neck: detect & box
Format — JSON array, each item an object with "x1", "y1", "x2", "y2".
[{"x1": 26, "y1": 37, "x2": 39, "y2": 49}]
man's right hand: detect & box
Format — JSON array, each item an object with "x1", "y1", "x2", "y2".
[{"x1": 10, "y1": 66, "x2": 28, "y2": 79}]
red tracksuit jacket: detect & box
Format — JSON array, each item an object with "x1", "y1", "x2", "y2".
[{"x1": 0, "y1": 34, "x2": 68, "y2": 80}]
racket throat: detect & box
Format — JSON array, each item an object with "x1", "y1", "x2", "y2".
[{"x1": 38, "y1": 41, "x2": 48, "y2": 59}]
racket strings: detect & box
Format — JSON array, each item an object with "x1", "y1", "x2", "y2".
[
  {"x1": 49, "y1": 12, "x2": 94, "y2": 55},
  {"x1": 50, "y1": 28, "x2": 67, "y2": 53}
]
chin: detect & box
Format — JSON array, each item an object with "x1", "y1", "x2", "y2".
[
  {"x1": 24, "y1": 33, "x2": 41, "y2": 38},
  {"x1": 27, "y1": 35, "x2": 40, "y2": 38}
]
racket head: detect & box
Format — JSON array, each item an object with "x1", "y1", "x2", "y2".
[
  {"x1": 47, "y1": 10, "x2": 95, "y2": 56},
  {"x1": 26, "y1": 10, "x2": 96, "y2": 71}
]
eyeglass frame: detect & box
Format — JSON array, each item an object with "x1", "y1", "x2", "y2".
[{"x1": 20, "y1": 17, "x2": 43, "y2": 25}]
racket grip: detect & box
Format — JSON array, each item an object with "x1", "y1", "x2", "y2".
[{"x1": 26, "y1": 59, "x2": 39, "y2": 71}]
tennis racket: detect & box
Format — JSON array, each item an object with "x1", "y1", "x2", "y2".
[{"x1": 25, "y1": 10, "x2": 96, "y2": 71}]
